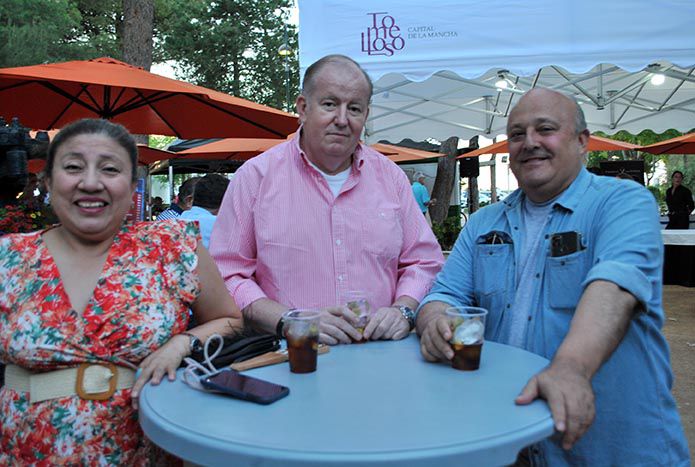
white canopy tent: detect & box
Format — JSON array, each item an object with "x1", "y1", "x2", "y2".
[{"x1": 299, "y1": 0, "x2": 695, "y2": 143}]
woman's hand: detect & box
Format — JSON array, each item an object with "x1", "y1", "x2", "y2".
[{"x1": 131, "y1": 334, "x2": 190, "y2": 409}]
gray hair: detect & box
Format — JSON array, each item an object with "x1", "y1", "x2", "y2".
[{"x1": 301, "y1": 54, "x2": 373, "y2": 100}]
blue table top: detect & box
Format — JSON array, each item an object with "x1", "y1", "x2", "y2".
[{"x1": 139, "y1": 335, "x2": 554, "y2": 467}]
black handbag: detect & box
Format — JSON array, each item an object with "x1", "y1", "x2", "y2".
[{"x1": 190, "y1": 333, "x2": 280, "y2": 368}]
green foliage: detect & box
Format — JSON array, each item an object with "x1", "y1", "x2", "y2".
[
  {"x1": 0, "y1": 0, "x2": 81, "y2": 66},
  {"x1": 0, "y1": 0, "x2": 123, "y2": 67},
  {"x1": 647, "y1": 185, "x2": 667, "y2": 214},
  {"x1": 432, "y1": 215, "x2": 462, "y2": 252},
  {"x1": 155, "y1": 0, "x2": 299, "y2": 109},
  {"x1": 149, "y1": 135, "x2": 176, "y2": 149}
]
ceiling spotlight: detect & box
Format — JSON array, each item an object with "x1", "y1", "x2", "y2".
[
  {"x1": 650, "y1": 73, "x2": 665, "y2": 86},
  {"x1": 495, "y1": 70, "x2": 509, "y2": 90}
]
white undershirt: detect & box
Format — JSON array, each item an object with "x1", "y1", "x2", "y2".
[{"x1": 307, "y1": 159, "x2": 351, "y2": 198}]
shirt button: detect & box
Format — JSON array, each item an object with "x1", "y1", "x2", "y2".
[
  {"x1": 338, "y1": 275, "x2": 344, "y2": 281},
  {"x1": 535, "y1": 273, "x2": 540, "y2": 278},
  {"x1": 528, "y1": 316, "x2": 532, "y2": 321},
  {"x1": 336, "y1": 239, "x2": 342, "y2": 246}
]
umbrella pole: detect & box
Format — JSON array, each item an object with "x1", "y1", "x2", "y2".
[{"x1": 168, "y1": 164, "x2": 174, "y2": 204}]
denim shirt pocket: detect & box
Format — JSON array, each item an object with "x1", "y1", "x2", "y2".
[
  {"x1": 473, "y1": 244, "x2": 513, "y2": 296},
  {"x1": 473, "y1": 244, "x2": 513, "y2": 339},
  {"x1": 546, "y1": 250, "x2": 589, "y2": 310}
]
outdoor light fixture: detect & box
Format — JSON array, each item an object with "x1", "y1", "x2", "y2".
[
  {"x1": 650, "y1": 73, "x2": 665, "y2": 86},
  {"x1": 495, "y1": 70, "x2": 509, "y2": 90},
  {"x1": 277, "y1": 23, "x2": 292, "y2": 111}
]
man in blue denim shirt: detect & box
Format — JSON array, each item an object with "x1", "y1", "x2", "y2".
[{"x1": 417, "y1": 89, "x2": 689, "y2": 465}]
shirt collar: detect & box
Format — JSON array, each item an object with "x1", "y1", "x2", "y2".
[
  {"x1": 292, "y1": 126, "x2": 366, "y2": 173},
  {"x1": 503, "y1": 166, "x2": 590, "y2": 213}
]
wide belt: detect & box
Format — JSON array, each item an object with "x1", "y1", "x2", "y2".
[{"x1": 4, "y1": 363, "x2": 136, "y2": 403}]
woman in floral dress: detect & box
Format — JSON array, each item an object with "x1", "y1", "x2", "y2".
[{"x1": 0, "y1": 119, "x2": 243, "y2": 465}]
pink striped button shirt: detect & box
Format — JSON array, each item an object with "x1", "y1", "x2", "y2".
[{"x1": 209, "y1": 135, "x2": 444, "y2": 311}]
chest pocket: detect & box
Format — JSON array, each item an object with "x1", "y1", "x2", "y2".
[
  {"x1": 361, "y1": 208, "x2": 403, "y2": 259},
  {"x1": 473, "y1": 244, "x2": 513, "y2": 296},
  {"x1": 545, "y1": 250, "x2": 589, "y2": 310}
]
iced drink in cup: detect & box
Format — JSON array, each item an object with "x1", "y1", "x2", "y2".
[
  {"x1": 343, "y1": 291, "x2": 371, "y2": 344},
  {"x1": 445, "y1": 306, "x2": 488, "y2": 371},
  {"x1": 283, "y1": 309, "x2": 321, "y2": 373}
]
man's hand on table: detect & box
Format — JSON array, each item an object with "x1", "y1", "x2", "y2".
[
  {"x1": 419, "y1": 313, "x2": 454, "y2": 362},
  {"x1": 317, "y1": 306, "x2": 362, "y2": 345},
  {"x1": 515, "y1": 361, "x2": 595, "y2": 450},
  {"x1": 363, "y1": 306, "x2": 410, "y2": 341}
]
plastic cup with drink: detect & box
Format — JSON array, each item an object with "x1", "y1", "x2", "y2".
[
  {"x1": 343, "y1": 291, "x2": 371, "y2": 344},
  {"x1": 445, "y1": 306, "x2": 487, "y2": 371},
  {"x1": 282, "y1": 309, "x2": 321, "y2": 373}
]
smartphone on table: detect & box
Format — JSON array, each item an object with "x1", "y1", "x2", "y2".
[{"x1": 200, "y1": 369, "x2": 289, "y2": 405}]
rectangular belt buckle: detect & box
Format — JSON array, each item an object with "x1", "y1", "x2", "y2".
[{"x1": 76, "y1": 363, "x2": 117, "y2": 401}]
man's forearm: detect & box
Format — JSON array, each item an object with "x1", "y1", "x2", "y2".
[
  {"x1": 242, "y1": 298, "x2": 292, "y2": 335},
  {"x1": 551, "y1": 280, "x2": 638, "y2": 379}
]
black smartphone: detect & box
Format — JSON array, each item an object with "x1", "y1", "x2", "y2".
[
  {"x1": 550, "y1": 231, "x2": 582, "y2": 257},
  {"x1": 200, "y1": 369, "x2": 289, "y2": 405}
]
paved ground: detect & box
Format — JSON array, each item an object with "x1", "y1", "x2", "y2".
[{"x1": 663, "y1": 285, "x2": 695, "y2": 459}]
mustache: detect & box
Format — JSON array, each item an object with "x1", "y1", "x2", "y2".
[{"x1": 515, "y1": 149, "x2": 551, "y2": 162}]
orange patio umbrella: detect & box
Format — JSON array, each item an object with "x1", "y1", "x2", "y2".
[
  {"x1": 167, "y1": 139, "x2": 443, "y2": 164},
  {"x1": 370, "y1": 143, "x2": 444, "y2": 163},
  {"x1": 176, "y1": 138, "x2": 286, "y2": 161},
  {"x1": 458, "y1": 134, "x2": 639, "y2": 159},
  {"x1": 640, "y1": 132, "x2": 695, "y2": 155},
  {"x1": 0, "y1": 57, "x2": 297, "y2": 139}
]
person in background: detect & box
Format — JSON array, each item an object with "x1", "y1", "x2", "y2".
[
  {"x1": 416, "y1": 88, "x2": 689, "y2": 465},
  {"x1": 210, "y1": 54, "x2": 444, "y2": 346},
  {"x1": 149, "y1": 196, "x2": 165, "y2": 220},
  {"x1": 666, "y1": 170, "x2": 694, "y2": 229},
  {"x1": 156, "y1": 177, "x2": 199, "y2": 220},
  {"x1": 0, "y1": 119, "x2": 242, "y2": 464},
  {"x1": 411, "y1": 172, "x2": 436, "y2": 224},
  {"x1": 180, "y1": 173, "x2": 229, "y2": 248}
]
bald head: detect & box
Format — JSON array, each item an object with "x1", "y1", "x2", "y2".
[{"x1": 509, "y1": 88, "x2": 587, "y2": 136}]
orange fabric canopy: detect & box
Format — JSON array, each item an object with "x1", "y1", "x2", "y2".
[
  {"x1": 370, "y1": 143, "x2": 443, "y2": 162},
  {"x1": 141, "y1": 139, "x2": 444, "y2": 164},
  {"x1": 458, "y1": 134, "x2": 640, "y2": 159},
  {"x1": 0, "y1": 57, "x2": 297, "y2": 139},
  {"x1": 640, "y1": 132, "x2": 695, "y2": 155}
]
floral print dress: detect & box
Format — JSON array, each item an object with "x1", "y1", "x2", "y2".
[{"x1": 0, "y1": 220, "x2": 200, "y2": 465}]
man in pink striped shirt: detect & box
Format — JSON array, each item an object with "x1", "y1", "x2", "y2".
[{"x1": 209, "y1": 55, "x2": 444, "y2": 345}]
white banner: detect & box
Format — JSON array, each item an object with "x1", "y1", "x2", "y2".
[{"x1": 299, "y1": 0, "x2": 695, "y2": 81}]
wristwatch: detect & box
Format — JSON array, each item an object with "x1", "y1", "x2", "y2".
[
  {"x1": 395, "y1": 305, "x2": 416, "y2": 331},
  {"x1": 275, "y1": 316, "x2": 286, "y2": 339},
  {"x1": 181, "y1": 332, "x2": 203, "y2": 354}
]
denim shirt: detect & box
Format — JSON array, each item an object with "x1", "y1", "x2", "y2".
[{"x1": 422, "y1": 168, "x2": 690, "y2": 465}]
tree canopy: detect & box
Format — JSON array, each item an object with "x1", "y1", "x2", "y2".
[{"x1": 156, "y1": 0, "x2": 298, "y2": 110}]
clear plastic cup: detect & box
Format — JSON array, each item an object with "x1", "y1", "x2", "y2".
[
  {"x1": 445, "y1": 306, "x2": 488, "y2": 371},
  {"x1": 283, "y1": 309, "x2": 321, "y2": 373}
]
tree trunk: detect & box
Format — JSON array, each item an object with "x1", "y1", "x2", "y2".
[
  {"x1": 469, "y1": 177, "x2": 479, "y2": 213},
  {"x1": 430, "y1": 136, "x2": 459, "y2": 224},
  {"x1": 122, "y1": 0, "x2": 154, "y2": 146},
  {"x1": 122, "y1": 0, "x2": 154, "y2": 71}
]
